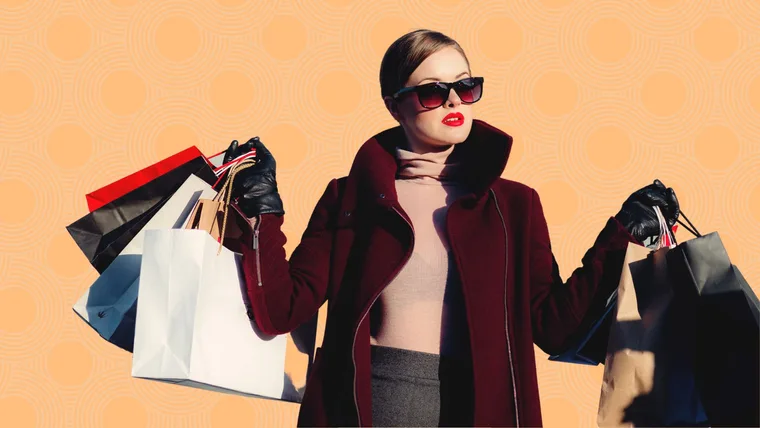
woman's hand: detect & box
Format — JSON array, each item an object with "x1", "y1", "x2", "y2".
[
  {"x1": 224, "y1": 137, "x2": 284, "y2": 218},
  {"x1": 614, "y1": 179, "x2": 680, "y2": 244},
  {"x1": 223, "y1": 138, "x2": 256, "y2": 164}
]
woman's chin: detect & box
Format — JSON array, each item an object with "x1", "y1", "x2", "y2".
[{"x1": 437, "y1": 124, "x2": 471, "y2": 144}]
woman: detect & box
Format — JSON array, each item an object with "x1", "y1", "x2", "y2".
[{"x1": 224, "y1": 29, "x2": 679, "y2": 427}]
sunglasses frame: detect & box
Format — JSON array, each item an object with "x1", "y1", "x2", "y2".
[{"x1": 391, "y1": 76, "x2": 485, "y2": 109}]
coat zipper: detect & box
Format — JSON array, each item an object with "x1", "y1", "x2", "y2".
[
  {"x1": 252, "y1": 215, "x2": 263, "y2": 287},
  {"x1": 352, "y1": 205, "x2": 415, "y2": 427},
  {"x1": 490, "y1": 189, "x2": 520, "y2": 427}
]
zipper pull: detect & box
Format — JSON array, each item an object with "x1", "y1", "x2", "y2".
[{"x1": 250, "y1": 215, "x2": 261, "y2": 250}]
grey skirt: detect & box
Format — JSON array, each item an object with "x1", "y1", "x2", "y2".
[{"x1": 370, "y1": 345, "x2": 475, "y2": 427}]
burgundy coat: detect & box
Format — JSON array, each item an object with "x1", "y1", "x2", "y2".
[{"x1": 239, "y1": 119, "x2": 638, "y2": 427}]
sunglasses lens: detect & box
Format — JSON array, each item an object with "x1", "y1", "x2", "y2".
[
  {"x1": 417, "y1": 84, "x2": 447, "y2": 108},
  {"x1": 455, "y1": 78, "x2": 482, "y2": 104}
]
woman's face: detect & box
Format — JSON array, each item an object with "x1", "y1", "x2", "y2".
[{"x1": 384, "y1": 46, "x2": 474, "y2": 154}]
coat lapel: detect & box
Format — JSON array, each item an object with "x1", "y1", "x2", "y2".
[
  {"x1": 349, "y1": 119, "x2": 514, "y2": 208},
  {"x1": 342, "y1": 119, "x2": 515, "y2": 317}
]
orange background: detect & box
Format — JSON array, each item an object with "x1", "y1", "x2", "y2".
[{"x1": 1, "y1": 0, "x2": 759, "y2": 426}]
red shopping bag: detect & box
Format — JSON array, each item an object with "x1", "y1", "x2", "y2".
[{"x1": 86, "y1": 146, "x2": 208, "y2": 212}]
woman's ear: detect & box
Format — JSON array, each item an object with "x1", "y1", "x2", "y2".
[{"x1": 383, "y1": 96, "x2": 401, "y2": 122}]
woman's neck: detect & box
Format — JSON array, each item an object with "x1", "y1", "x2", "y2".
[{"x1": 395, "y1": 143, "x2": 463, "y2": 181}]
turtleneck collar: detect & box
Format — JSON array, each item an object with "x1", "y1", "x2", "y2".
[
  {"x1": 395, "y1": 144, "x2": 464, "y2": 182},
  {"x1": 347, "y1": 119, "x2": 514, "y2": 207}
]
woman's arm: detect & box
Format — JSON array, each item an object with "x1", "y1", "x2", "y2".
[
  {"x1": 528, "y1": 188, "x2": 636, "y2": 355},
  {"x1": 238, "y1": 178, "x2": 342, "y2": 336}
]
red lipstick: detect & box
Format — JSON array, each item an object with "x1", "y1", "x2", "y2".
[{"x1": 442, "y1": 112, "x2": 464, "y2": 127}]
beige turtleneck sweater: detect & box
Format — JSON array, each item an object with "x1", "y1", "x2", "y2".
[{"x1": 369, "y1": 143, "x2": 472, "y2": 358}]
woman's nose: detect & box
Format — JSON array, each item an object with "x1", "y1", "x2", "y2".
[{"x1": 446, "y1": 87, "x2": 462, "y2": 107}]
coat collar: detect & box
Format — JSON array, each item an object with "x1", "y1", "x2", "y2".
[{"x1": 347, "y1": 119, "x2": 514, "y2": 208}]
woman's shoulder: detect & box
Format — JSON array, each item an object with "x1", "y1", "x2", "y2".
[{"x1": 493, "y1": 177, "x2": 535, "y2": 199}]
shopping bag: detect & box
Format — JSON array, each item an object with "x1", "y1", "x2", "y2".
[
  {"x1": 86, "y1": 146, "x2": 207, "y2": 212},
  {"x1": 132, "y1": 160, "x2": 314, "y2": 402},
  {"x1": 183, "y1": 157, "x2": 258, "y2": 254},
  {"x1": 86, "y1": 145, "x2": 257, "y2": 212},
  {"x1": 549, "y1": 226, "x2": 680, "y2": 366},
  {"x1": 72, "y1": 174, "x2": 216, "y2": 352},
  {"x1": 598, "y1": 207, "x2": 708, "y2": 427},
  {"x1": 547, "y1": 291, "x2": 618, "y2": 365},
  {"x1": 666, "y1": 229, "x2": 759, "y2": 427},
  {"x1": 66, "y1": 155, "x2": 217, "y2": 273}
]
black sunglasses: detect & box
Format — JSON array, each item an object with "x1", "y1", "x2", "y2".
[{"x1": 392, "y1": 77, "x2": 484, "y2": 109}]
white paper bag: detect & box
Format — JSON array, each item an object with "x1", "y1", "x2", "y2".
[
  {"x1": 72, "y1": 174, "x2": 216, "y2": 351},
  {"x1": 132, "y1": 228, "x2": 288, "y2": 399}
]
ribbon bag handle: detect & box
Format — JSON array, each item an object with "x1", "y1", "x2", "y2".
[{"x1": 653, "y1": 205, "x2": 676, "y2": 249}]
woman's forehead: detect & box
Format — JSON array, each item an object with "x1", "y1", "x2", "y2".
[{"x1": 408, "y1": 47, "x2": 470, "y2": 84}]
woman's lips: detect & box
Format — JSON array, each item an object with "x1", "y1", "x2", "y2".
[{"x1": 442, "y1": 112, "x2": 464, "y2": 127}]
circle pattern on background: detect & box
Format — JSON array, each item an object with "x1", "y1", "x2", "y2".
[
  {"x1": 262, "y1": 15, "x2": 308, "y2": 61},
  {"x1": 101, "y1": 70, "x2": 147, "y2": 115},
  {"x1": 0, "y1": 179, "x2": 35, "y2": 225},
  {"x1": 47, "y1": 15, "x2": 92, "y2": 61},
  {"x1": 209, "y1": 70, "x2": 255, "y2": 115},
  {"x1": 47, "y1": 341, "x2": 94, "y2": 386},
  {"x1": 0, "y1": 70, "x2": 34, "y2": 115},
  {"x1": 533, "y1": 71, "x2": 578, "y2": 116},
  {"x1": 0, "y1": 286, "x2": 36, "y2": 333},
  {"x1": 2, "y1": 1, "x2": 759, "y2": 427},
  {"x1": 155, "y1": 16, "x2": 201, "y2": 62},
  {"x1": 47, "y1": 123, "x2": 93, "y2": 169},
  {"x1": 641, "y1": 71, "x2": 687, "y2": 116},
  {"x1": 586, "y1": 17, "x2": 632, "y2": 62},
  {"x1": 693, "y1": 16, "x2": 739, "y2": 62}
]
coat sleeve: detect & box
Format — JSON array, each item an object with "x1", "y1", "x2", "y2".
[
  {"x1": 239, "y1": 178, "x2": 341, "y2": 336},
  {"x1": 528, "y1": 188, "x2": 638, "y2": 355}
]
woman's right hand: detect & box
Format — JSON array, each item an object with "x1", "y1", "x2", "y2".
[{"x1": 224, "y1": 137, "x2": 285, "y2": 218}]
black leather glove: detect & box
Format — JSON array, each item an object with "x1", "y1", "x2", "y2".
[
  {"x1": 223, "y1": 138, "x2": 256, "y2": 164},
  {"x1": 614, "y1": 179, "x2": 680, "y2": 245},
  {"x1": 224, "y1": 137, "x2": 285, "y2": 218}
]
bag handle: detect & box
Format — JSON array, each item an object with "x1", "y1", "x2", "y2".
[
  {"x1": 653, "y1": 205, "x2": 676, "y2": 249},
  {"x1": 213, "y1": 158, "x2": 257, "y2": 254},
  {"x1": 676, "y1": 210, "x2": 700, "y2": 238},
  {"x1": 212, "y1": 150, "x2": 257, "y2": 178}
]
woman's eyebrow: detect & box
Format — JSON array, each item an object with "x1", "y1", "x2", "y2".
[{"x1": 416, "y1": 71, "x2": 470, "y2": 84}]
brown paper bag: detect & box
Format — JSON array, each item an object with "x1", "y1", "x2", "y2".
[
  {"x1": 185, "y1": 158, "x2": 256, "y2": 254},
  {"x1": 598, "y1": 239, "x2": 708, "y2": 426},
  {"x1": 597, "y1": 242, "x2": 668, "y2": 426}
]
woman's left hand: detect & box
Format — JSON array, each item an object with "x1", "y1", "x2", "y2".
[{"x1": 614, "y1": 179, "x2": 680, "y2": 244}]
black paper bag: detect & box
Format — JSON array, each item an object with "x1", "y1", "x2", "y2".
[
  {"x1": 548, "y1": 289, "x2": 616, "y2": 366},
  {"x1": 66, "y1": 156, "x2": 217, "y2": 273},
  {"x1": 666, "y1": 231, "x2": 760, "y2": 427}
]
